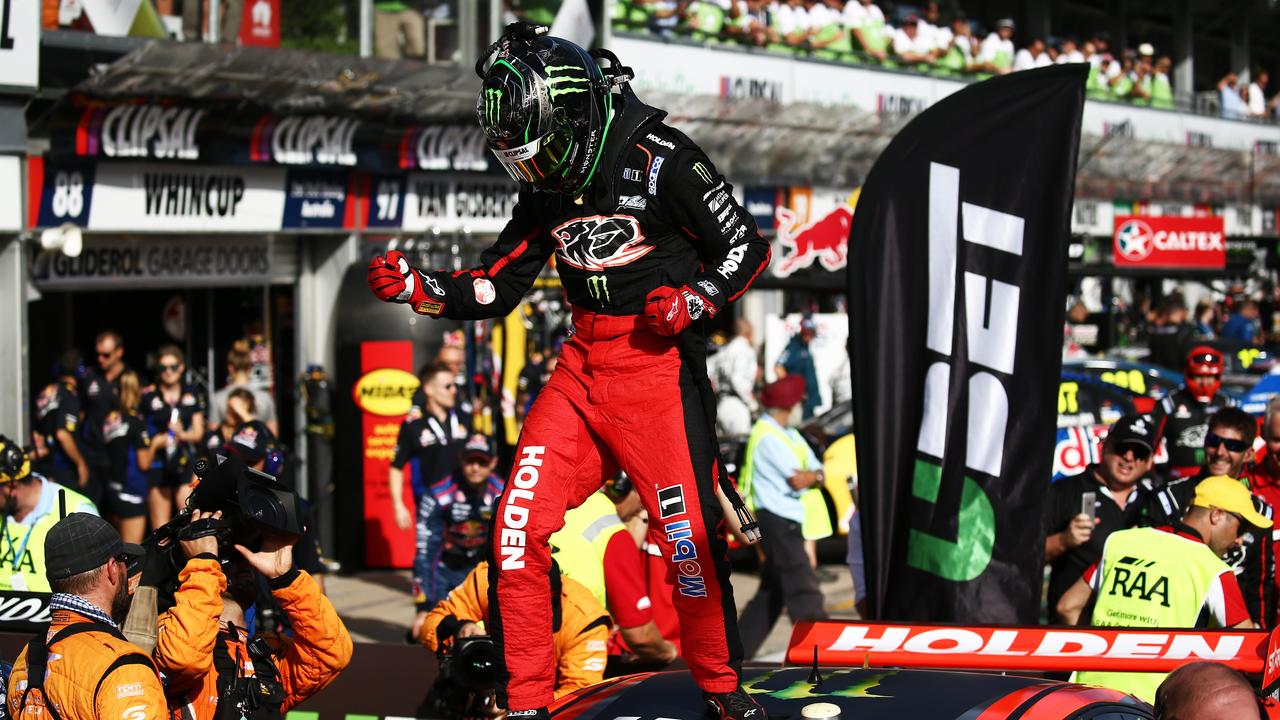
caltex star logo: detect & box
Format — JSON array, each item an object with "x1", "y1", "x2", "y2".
[{"x1": 1115, "y1": 219, "x2": 1154, "y2": 261}]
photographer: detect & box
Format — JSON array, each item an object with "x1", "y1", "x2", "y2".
[
  {"x1": 421, "y1": 561, "x2": 609, "y2": 702},
  {"x1": 152, "y1": 507, "x2": 352, "y2": 718}
]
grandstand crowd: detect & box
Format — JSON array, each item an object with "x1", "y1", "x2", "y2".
[{"x1": 612, "y1": 0, "x2": 1280, "y2": 119}]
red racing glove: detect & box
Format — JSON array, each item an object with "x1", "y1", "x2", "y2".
[
  {"x1": 645, "y1": 285, "x2": 716, "y2": 337},
  {"x1": 368, "y1": 250, "x2": 430, "y2": 308}
]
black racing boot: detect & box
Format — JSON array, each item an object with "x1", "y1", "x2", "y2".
[
  {"x1": 704, "y1": 689, "x2": 766, "y2": 720},
  {"x1": 506, "y1": 709, "x2": 550, "y2": 720}
]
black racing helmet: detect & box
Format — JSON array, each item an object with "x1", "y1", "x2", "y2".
[{"x1": 475, "y1": 23, "x2": 627, "y2": 194}]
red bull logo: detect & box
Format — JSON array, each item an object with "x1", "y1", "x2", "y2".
[{"x1": 772, "y1": 190, "x2": 859, "y2": 277}]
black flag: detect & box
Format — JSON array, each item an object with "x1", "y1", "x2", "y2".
[{"x1": 850, "y1": 65, "x2": 1086, "y2": 623}]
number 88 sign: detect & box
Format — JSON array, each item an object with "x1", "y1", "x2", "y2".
[{"x1": 36, "y1": 163, "x2": 96, "y2": 228}]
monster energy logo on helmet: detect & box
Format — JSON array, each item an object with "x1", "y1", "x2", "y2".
[
  {"x1": 484, "y1": 88, "x2": 503, "y2": 127},
  {"x1": 587, "y1": 275, "x2": 610, "y2": 304},
  {"x1": 544, "y1": 65, "x2": 590, "y2": 99}
]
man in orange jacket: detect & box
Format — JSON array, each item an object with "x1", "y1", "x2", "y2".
[
  {"x1": 7, "y1": 512, "x2": 168, "y2": 718},
  {"x1": 422, "y1": 561, "x2": 610, "y2": 701},
  {"x1": 153, "y1": 509, "x2": 353, "y2": 719}
]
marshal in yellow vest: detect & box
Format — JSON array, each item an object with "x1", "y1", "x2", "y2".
[
  {"x1": 1074, "y1": 526, "x2": 1235, "y2": 703},
  {"x1": 549, "y1": 491, "x2": 626, "y2": 610}
]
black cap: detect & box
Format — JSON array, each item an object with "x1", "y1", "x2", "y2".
[
  {"x1": 45, "y1": 513, "x2": 124, "y2": 581},
  {"x1": 462, "y1": 434, "x2": 494, "y2": 462},
  {"x1": 227, "y1": 420, "x2": 274, "y2": 466},
  {"x1": 1105, "y1": 413, "x2": 1155, "y2": 453}
]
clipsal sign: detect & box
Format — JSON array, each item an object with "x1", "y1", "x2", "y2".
[
  {"x1": 787, "y1": 621, "x2": 1269, "y2": 674},
  {"x1": 1113, "y1": 215, "x2": 1226, "y2": 269}
]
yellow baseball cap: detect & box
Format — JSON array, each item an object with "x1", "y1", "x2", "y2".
[
  {"x1": 0, "y1": 436, "x2": 31, "y2": 484},
  {"x1": 1192, "y1": 475, "x2": 1273, "y2": 529}
]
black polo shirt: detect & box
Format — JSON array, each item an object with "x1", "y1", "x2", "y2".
[{"x1": 1044, "y1": 465, "x2": 1155, "y2": 622}]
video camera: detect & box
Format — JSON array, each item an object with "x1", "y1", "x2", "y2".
[
  {"x1": 141, "y1": 452, "x2": 307, "y2": 610},
  {"x1": 428, "y1": 634, "x2": 501, "y2": 719}
]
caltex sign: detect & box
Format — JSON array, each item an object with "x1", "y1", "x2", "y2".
[{"x1": 1113, "y1": 215, "x2": 1226, "y2": 269}]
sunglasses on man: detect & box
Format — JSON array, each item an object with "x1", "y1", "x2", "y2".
[
  {"x1": 1205, "y1": 432, "x2": 1249, "y2": 453},
  {"x1": 1112, "y1": 441, "x2": 1152, "y2": 461}
]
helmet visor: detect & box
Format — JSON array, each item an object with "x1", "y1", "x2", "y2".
[{"x1": 489, "y1": 123, "x2": 573, "y2": 185}]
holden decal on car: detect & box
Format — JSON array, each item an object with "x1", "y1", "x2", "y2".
[{"x1": 552, "y1": 215, "x2": 654, "y2": 271}]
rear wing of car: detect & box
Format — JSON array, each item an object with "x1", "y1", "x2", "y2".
[{"x1": 788, "y1": 619, "x2": 1280, "y2": 678}]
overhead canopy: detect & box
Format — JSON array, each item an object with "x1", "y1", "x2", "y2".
[{"x1": 71, "y1": 40, "x2": 480, "y2": 124}]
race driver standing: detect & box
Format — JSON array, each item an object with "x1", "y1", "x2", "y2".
[
  {"x1": 368, "y1": 23, "x2": 770, "y2": 720},
  {"x1": 1152, "y1": 346, "x2": 1238, "y2": 480}
]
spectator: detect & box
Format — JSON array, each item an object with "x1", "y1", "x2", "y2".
[
  {"x1": 389, "y1": 364, "x2": 470, "y2": 531},
  {"x1": 32, "y1": 349, "x2": 90, "y2": 493},
  {"x1": 1246, "y1": 399, "x2": 1280, "y2": 625},
  {"x1": 647, "y1": 0, "x2": 690, "y2": 37},
  {"x1": 1115, "y1": 48, "x2": 1154, "y2": 104},
  {"x1": 843, "y1": 0, "x2": 889, "y2": 62},
  {"x1": 1149, "y1": 407, "x2": 1274, "y2": 626},
  {"x1": 373, "y1": 0, "x2": 425, "y2": 60},
  {"x1": 7, "y1": 513, "x2": 167, "y2": 718},
  {"x1": 550, "y1": 483, "x2": 678, "y2": 669},
  {"x1": 728, "y1": 0, "x2": 771, "y2": 46},
  {"x1": 1220, "y1": 72, "x2": 1250, "y2": 120},
  {"x1": 1056, "y1": 36, "x2": 1084, "y2": 64},
  {"x1": 103, "y1": 370, "x2": 153, "y2": 544},
  {"x1": 711, "y1": 317, "x2": 759, "y2": 440},
  {"x1": 0, "y1": 437, "x2": 98, "y2": 592},
  {"x1": 419, "y1": 561, "x2": 609, "y2": 701},
  {"x1": 434, "y1": 341, "x2": 475, "y2": 418},
  {"x1": 736, "y1": 376, "x2": 827, "y2": 658},
  {"x1": 1247, "y1": 71, "x2": 1270, "y2": 119},
  {"x1": 1150, "y1": 55, "x2": 1175, "y2": 109},
  {"x1": 81, "y1": 330, "x2": 129, "y2": 509},
  {"x1": 1194, "y1": 300, "x2": 1217, "y2": 338},
  {"x1": 1043, "y1": 414, "x2": 1158, "y2": 624},
  {"x1": 1147, "y1": 292, "x2": 1194, "y2": 371},
  {"x1": 891, "y1": 14, "x2": 937, "y2": 67},
  {"x1": 936, "y1": 14, "x2": 977, "y2": 74},
  {"x1": 209, "y1": 340, "x2": 278, "y2": 436},
  {"x1": 1060, "y1": 476, "x2": 1264, "y2": 702},
  {"x1": 808, "y1": 0, "x2": 854, "y2": 60},
  {"x1": 775, "y1": 317, "x2": 821, "y2": 419},
  {"x1": 153, "y1": 508, "x2": 353, "y2": 717},
  {"x1": 916, "y1": 2, "x2": 948, "y2": 55},
  {"x1": 410, "y1": 433, "x2": 503, "y2": 635},
  {"x1": 141, "y1": 345, "x2": 206, "y2": 530},
  {"x1": 975, "y1": 18, "x2": 1015, "y2": 74},
  {"x1": 772, "y1": 0, "x2": 813, "y2": 51},
  {"x1": 1152, "y1": 349, "x2": 1239, "y2": 480},
  {"x1": 1013, "y1": 38, "x2": 1051, "y2": 71},
  {"x1": 203, "y1": 387, "x2": 257, "y2": 461},
  {"x1": 1222, "y1": 299, "x2": 1261, "y2": 344},
  {"x1": 687, "y1": 0, "x2": 738, "y2": 42},
  {"x1": 1155, "y1": 662, "x2": 1263, "y2": 720}
]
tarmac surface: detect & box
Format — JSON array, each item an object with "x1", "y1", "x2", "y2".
[{"x1": 326, "y1": 561, "x2": 858, "y2": 661}]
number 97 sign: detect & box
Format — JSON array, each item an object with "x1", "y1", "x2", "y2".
[{"x1": 37, "y1": 165, "x2": 96, "y2": 228}]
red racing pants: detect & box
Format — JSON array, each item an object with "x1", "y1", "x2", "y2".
[{"x1": 488, "y1": 310, "x2": 743, "y2": 710}]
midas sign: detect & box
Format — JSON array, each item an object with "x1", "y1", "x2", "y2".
[
  {"x1": 1113, "y1": 215, "x2": 1226, "y2": 269},
  {"x1": 788, "y1": 620, "x2": 1269, "y2": 674},
  {"x1": 352, "y1": 368, "x2": 420, "y2": 416}
]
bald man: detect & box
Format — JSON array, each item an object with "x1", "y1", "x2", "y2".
[{"x1": 1154, "y1": 662, "x2": 1262, "y2": 720}]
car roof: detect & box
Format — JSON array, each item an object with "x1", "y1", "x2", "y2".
[{"x1": 551, "y1": 667, "x2": 1151, "y2": 719}]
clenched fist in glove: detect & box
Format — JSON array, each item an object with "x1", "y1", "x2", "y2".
[
  {"x1": 644, "y1": 285, "x2": 716, "y2": 336},
  {"x1": 368, "y1": 251, "x2": 442, "y2": 315}
]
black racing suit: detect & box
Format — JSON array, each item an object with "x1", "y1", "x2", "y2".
[
  {"x1": 1151, "y1": 385, "x2": 1237, "y2": 478},
  {"x1": 401, "y1": 88, "x2": 770, "y2": 709}
]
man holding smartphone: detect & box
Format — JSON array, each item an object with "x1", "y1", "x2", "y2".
[{"x1": 1043, "y1": 413, "x2": 1158, "y2": 624}]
